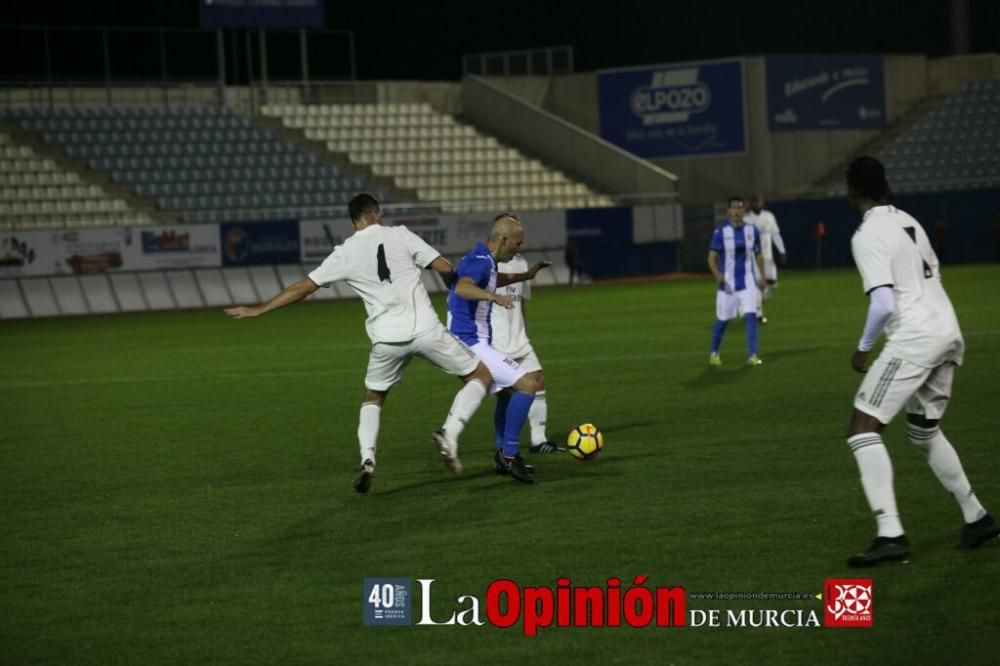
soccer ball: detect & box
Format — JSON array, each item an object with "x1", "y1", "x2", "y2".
[{"x1": 566, "y1": 424, "x2": 604, "y2": 461}]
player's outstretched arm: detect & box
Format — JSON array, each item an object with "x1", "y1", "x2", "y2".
[
  {"x1": 454, "y1": 276, "x2": 513, "y2": 308},
  {"x1": 224, "y1": 278, "x2": 319, "y2": 319},
  {"x1": 497, "y1": 261, "x2": 551, "y2": 286},
  {"x1": 428, "y1": 256, "x2": 457, "y2": 287}
]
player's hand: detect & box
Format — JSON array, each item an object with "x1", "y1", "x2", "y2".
[
  {"x1": 851, "y1": 350, "x2": 870, "y2": 373},
  {"x1": 224, "y1": 306, "x2": 259, "y2": 319},
  {"x1": 527, "y1": 261, "x2": 552, "y2": 278},
  {"x1": 491, "y1": 294, "x2": 514, "y2": 309},
  {"x1": 778, "y1": 253, "x2": 787, "y2": 266},
  {"x1": 721, "y1": 281, "x2": 734, "y2": 295}
]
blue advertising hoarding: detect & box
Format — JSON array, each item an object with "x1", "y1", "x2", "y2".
[
  {"x1": 766, "y1": 55, "x2": 886, "y2": 130},
  {"x1": 199, "y1": 0, "x2": 325, "y2": 28},
  {"x1": 221, "y1": 221, "x2": 300, "y2": 266},
  {"x1": 598, "y1": 58, "x2": 747, "y2": 158}
]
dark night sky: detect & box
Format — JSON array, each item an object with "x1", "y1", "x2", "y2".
[{"x1": 0, "y1": 1, "x2": 997, "y2": 82}]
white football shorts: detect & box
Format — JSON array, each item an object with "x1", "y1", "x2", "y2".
[
  {"x1": 511, "y1": 347, "x2": 542, "y2": 374},
  {"x1": 470, "y1": 341, "x2": 528, "y2": 394},
  {"x1": 716, "y1": 287, "x2": 759, "y2": 320},
  {"x1": 365, "y1": 323, "x2": 480, "y2": 391},
  {"x1": 854, "y1": 353, "x2": 955, "y2": 425}
]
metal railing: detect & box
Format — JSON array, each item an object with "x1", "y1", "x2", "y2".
[
  {"x1": 463, "y1": 46, "x2": 574, "y2": 77},
  {"x1": 461, "y1": 75, "x2": 679, "y2": 203},
  {"x1": 0, "y1": 25, "x2": 356, "y2": 93}
]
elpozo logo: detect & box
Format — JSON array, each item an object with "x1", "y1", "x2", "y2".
[
  {"x1": 362, "y1": 577, "x2": 872, "y2": 633},
  {"x1": 630, "y1": 68, "x2": 711, "y2": 127}
]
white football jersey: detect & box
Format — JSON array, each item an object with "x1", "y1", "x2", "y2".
[
  {"x1": 491, "y1": 254, "x2": 533, "y2": 358},
  {"x1": 744, "y1": 209, "x2": 781, "y2": 260},
  {"x1": 308, "y1": 224, "x2": 441, "y2": 344},
  {"x1": 851, "y1": 205, "x2": 964, "y2": 367}
]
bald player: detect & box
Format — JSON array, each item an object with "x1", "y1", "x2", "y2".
[{"x1": 444, "y1": 213, "x2": 551, "y2": 483}]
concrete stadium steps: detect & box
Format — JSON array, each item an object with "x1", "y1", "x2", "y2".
[{"x1": 260, "y1": 102, "x2": 614, "y2": 213}]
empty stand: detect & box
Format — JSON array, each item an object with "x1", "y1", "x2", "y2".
[
  {"x1": 0, "y1": 130, "x2": 153, "y2": 230},
  {"x1": 877, "y1": 80, "x2": 1000, "y2": 193},
  {"x1": 261, "y1": 102, "x2": 615, "y2": 213},
  {"x1": 5, "y1": 106, "x2": 387, "y2": 226}
]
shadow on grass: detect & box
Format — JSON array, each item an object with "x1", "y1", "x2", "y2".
[
  {"x1": 680, "y1": 346, "x2": 823, "y2": 390},
  {"x1": 599, "y1": 420, "x2": 660, "y2": 435},
  {"x1": 371, "y1": 452, "x2": 659, "y2": 496}
]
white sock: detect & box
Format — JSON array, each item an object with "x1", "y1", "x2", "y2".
[
  {"x1": 441, "y1": 379, "x2": 487, "y2": 451},
  {"x1": 358, "y1": 402, "x2": 380, "y2": 465},
  {"x1": 848, "y1": 433, "x2": 904, "y2": 537},
  {"x1": 908, "y1": 424, "x2": 987, "y2": 524},
  {"x1": 529, "y1": 390, "x2": 548, "y2": 445}
]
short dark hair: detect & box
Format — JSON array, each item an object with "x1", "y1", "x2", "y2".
[
  {"x1": 349, "y1": 193, "x2": 380, "y2": 222},
  {"x1": 846, "y1": 156, "x2": 890, "y2": 201},
  {"x1": 727, "y1": 196, "x2": 745, "y2": 207}
]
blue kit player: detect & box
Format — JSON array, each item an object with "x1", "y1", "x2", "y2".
[
  {"x1": 442, "y1": 213, "x2": 550, "y2": 483},
  {"x1": 708, "y1": 196, "x2": 768, "y2": 366}
]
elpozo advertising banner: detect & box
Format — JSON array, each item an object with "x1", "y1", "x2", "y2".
[
  {"x1": 766, "y1": 55, "x2": 886, "y2": 130},
  {"x1": 598, "y1": 58, "x2": 747, "y2": 158}
]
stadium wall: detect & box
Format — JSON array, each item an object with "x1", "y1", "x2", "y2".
[
  {"x1": 476, "y1": 53, "x2": 998, "y2": 206},
  {"x1": 767, "y1": 188, "x2": 1000, "y2": 269},
  {"x1": 0, "y1": 204, "x2": 683, "y2": 318}
]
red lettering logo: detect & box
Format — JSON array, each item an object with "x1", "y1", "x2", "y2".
[{"x1": 824, "y1": 579, "x2": 872, "y2": 628}]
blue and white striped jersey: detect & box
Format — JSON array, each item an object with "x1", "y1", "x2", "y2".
[
  {"x1": 447, "y1": 242, "x2": 497, "y2": 346},
  {"x1": 710, "y1": 221, "x2": 761, "y2": 292}
]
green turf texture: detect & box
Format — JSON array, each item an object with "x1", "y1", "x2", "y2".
[{"x1": 2, "y1": 265, "x2": 998, "y2": 664}]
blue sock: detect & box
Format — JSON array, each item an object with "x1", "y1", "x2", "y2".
[
  {"x1": 744, "y1": 313, "x2": 758, "y2": 356},
  {"x1": 502, "y1": 392, "x2": 535, "y2": 457},
  {"x1": 711, "y1": 319, "x2": 728, "y2": 353},
  {"x1": 493, "y1": 395, "x2": 509, "y2": 450}
]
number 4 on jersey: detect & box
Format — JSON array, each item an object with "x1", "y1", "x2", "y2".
[
  {"x1": 376, "y1": 244, "x2": 392, "y2": 282},
  {"x1": 903, "y1": 227, "x2": 933, "y2": 278}
]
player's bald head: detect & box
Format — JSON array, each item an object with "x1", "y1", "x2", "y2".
[{"x1": 490, "y1": 212, "x2": 522, "y2": 241}]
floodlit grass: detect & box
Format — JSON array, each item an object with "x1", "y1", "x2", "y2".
[{"x1": 2, "y1": 265, "x2": 998, "y2": 664}]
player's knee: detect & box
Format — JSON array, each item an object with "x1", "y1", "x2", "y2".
[
  {"x1": 364, "y1": 388, "x2": 388, "y2": 406},
  {"x1": 846, "y1": 408, "x2": 884, "y2": 437},
  {"x1": 469, "y1": 363, "x2": 493, "y2": 390},
  {"x1": 906, "y1": 413, "x2": 939, "y2": 430},
  {"x1": 531, "y1": 370, "x2": 545, "y2": 391},
  {"x1": 516, "y1": 374, "x2": 540, "y2": 395}
]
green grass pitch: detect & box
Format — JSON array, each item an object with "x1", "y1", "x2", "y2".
[{"x1": 2, "y1": 265, "x2": 998, "y2": 664}]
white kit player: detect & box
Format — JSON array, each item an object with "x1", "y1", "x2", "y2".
[
  {"x1": 842, "y1": 156, "x2": 998, "y2": 567},
  {"x1": 493, "y1": 252, "x2": 562, "y2": 454},
  {"x1": 743, "y1": 194, "x2": 786, "y2": 323},
  {"x1": 225, "y1": 193, "x2": 494, "y2": 494}
]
